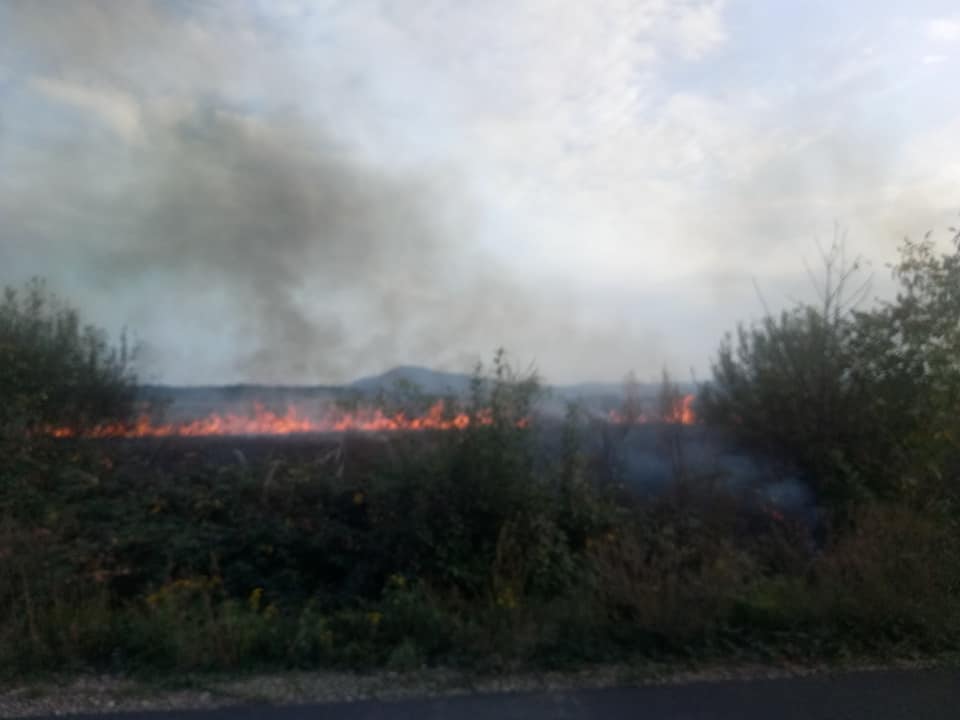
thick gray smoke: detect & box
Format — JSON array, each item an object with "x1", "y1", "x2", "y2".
[
  {"x1": 4, "y1": 1, "x2": 954, "y2": 385},
  {"x1": 89, "y1": 109, "x2": 461, "y2": 383},
  {"x1": 0, "y1": 2, "x2": 556, "y2": 383},
  {"x1": 3, "y1": 101, "x2": 481, "y2": 381}
]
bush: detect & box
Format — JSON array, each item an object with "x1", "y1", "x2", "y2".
[
  {"x1": 700, "y1": 233, "x2": 960, "y2": 512},
  {"x1": 3, "y1": 266, "x2": 960, "y2": 678},
  {"x1": 0, "y1": 279, "x2": 137, "y2": 440},
  {"x1": 589, "y1": 504, "x2": 756, "y2": 645},
  {"x1": 848, "y1": 232, "x2": 960, "y2": 504},
  {"x1": 811, "y1": 503, "x2": 960, "y2": 647},
  {"x1": 367, "y1": 350, "x2": 557, "y2": 597}
]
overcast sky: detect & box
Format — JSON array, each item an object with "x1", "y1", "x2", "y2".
[{"x1": 1, "y1": 1, "x2": 959, "y2": 385}]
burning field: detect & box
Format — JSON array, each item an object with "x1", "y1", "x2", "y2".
[
  {"x1": 6, "y1": 349, "x2": 951, "y2": 678},
  {"x1": 41, "y1": 385, "x2": 810, "y2": 532},
  {"x1": 47, "y1": 393, "x2": 697, "y2": 439},
  {"x1": 48, "y1": 400, "x2": 489, "y2": 439}
]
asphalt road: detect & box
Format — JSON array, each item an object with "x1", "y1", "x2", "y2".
[{"x1": 52, "y1": 668, "x2": 959, "y2": 720}]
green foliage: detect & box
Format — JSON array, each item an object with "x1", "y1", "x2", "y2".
[
  {"x1": 590, "y1": 502, "x2": 757, "y2": 645},
  {"x1": 848, "y1": 232, "x2": 960, "y2": 502},
  {"x1": 2, "y1": 424, "x2": 959, "y2": 676},
  {"x1": 367, "y1": 349, "x2": 556, "y2": 597},
  {"x1": 700, "y1": 234, "x2": 960, "y2": 510},
  {"x1": 699, "y1": 304, "x2": 876, "y2": 506},
  {"x1": 3, "y1": 259, "x2": 960, "y2": 680},
  {"x1": 0, "y1": 279, "x2": 137, "y2": 440}
]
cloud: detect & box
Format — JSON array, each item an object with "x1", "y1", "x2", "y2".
[
  {"x1": 928, "y1": 17, "x2": 960, "y2": 42},
  {"x1": 0, "y1": 0, "x2": 304, "y2": 109},
  {"x1": 31, "y1": 77, "x2": 144, "y2": 142},
  {"x1": 670, "y1": 0, "x2": 727, "y2": 60}
]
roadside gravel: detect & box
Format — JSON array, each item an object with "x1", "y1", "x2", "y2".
[{"x1": 0, "y1": 658, "x2": 949, "y2": 718}]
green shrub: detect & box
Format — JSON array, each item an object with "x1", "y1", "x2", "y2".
[
  {"x1": 589, "y1": 504, "x2": 757, "y2": 645},
  {"x1": 700, "y1": 234, "x2": 960, "y2": 512},
  {"x1": 0, "y1": 279, "x2": 137, "y2": 440},
  {"x1": 3, "y1": 268, "x2": 960, "y2": 679},
  {"x1": 812, "y1": 503, "x2": 960, "y2": 647}
]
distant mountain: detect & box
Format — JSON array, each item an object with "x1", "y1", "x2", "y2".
[
  {"x1": 140, "y1": 367, "x2": 698, "y2": 421},
  {"x1": 349, "y1": 365, "x2": 475, "y2": 395},
  {"x1": 347, "y1": 366, "x2": 696, "y2": 400}
]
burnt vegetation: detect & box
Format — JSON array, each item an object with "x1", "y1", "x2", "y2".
[{"x1": 2, "y1": 230, "x2": 960, "y2": 677}]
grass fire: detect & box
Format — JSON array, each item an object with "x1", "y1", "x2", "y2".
[
  {"x1": 5, "y1": 236, "x2": 960, "y2": 681},
  {"x1": 2, "y1": 2, "x2": 960, "y2": 705},
  {"x1": 46, "y1": 394, "x2": 695, "y2": 439}
]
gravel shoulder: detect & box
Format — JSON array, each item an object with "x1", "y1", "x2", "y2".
[{"x1": 2, "y1": 657, "x2": 956, "y2": 719}]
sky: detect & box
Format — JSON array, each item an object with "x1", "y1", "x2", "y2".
[{"x1": 1, "y1": 0, "x2": 959, "y2": 385}]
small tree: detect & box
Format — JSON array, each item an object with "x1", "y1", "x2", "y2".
[
  {"x1": 849, "y1": 230, "x2": 960, "y2": 503},
  {"x1": 698, "y1": 240, "x2": 884, "y2": 509},
  {"x1": 0, "y1": 279, "x2": 138, "y2": 440},
  {"x1": 700, "y1": 228, "x2": 960, "y2": 512}
]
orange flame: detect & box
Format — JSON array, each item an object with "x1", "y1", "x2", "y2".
[
  {"x1": 48, "y1": 400, "x2": 498, "y2": 439},
  {"x1": 667, "y1": 394, "x2": 696, "y2": 425},
  {"x1": 608, "y1": 394, "x2": 696, "y2": 426}
]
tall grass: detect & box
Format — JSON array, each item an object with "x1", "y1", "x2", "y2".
[
  {"x1": 3, "y1": 267, "x2": 960, "y2": 677},
  {"x1": 2, "y1": 370, "x2": 958, "y2": 677}
]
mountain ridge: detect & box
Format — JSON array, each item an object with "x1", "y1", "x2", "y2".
[{"x1": 142, "y1": 365, "x2": 696, "y2": 398}]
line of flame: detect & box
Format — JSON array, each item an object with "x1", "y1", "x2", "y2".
[
  {"x1": 47, "y1": 394, "x2": 696, "y2": 439},
  {"x1": 48, "y1": 400, "x2": 493, "y2": 439}
]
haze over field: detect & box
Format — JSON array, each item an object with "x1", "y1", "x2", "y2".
[{"x1": 2, "y1": 0, "x2": 959, "y2": 385}]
